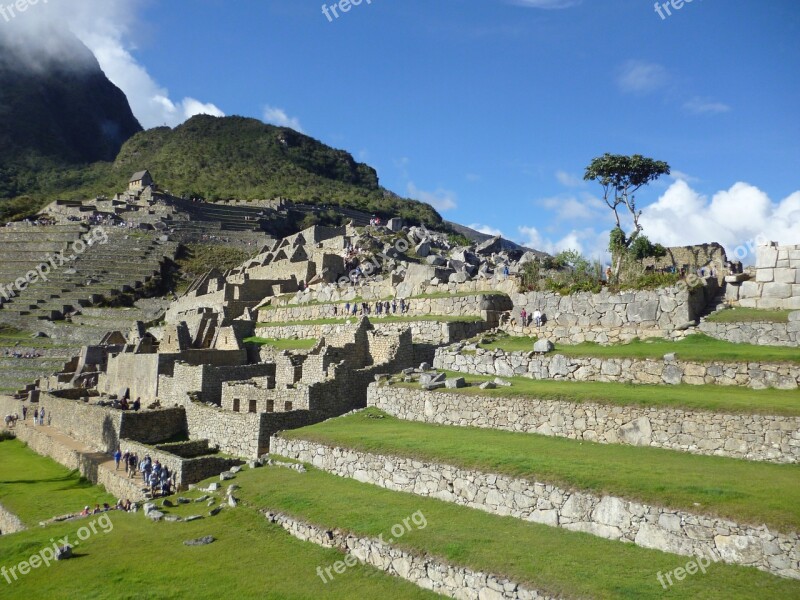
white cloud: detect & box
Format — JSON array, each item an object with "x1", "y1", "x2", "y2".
[
  {"x1": 517, "y1": 226, "x2": 610, "y2": 260},
  {"x1": 407, "y1": 182, "x2": 458, "y2": 212},
  {"x1": 640, "y1": 180, "x2": 800, "y2": 257},
  {"x1": 670, "y1": 170, "x2": 700, "y2": 184},
  {"x1": 262, "y1": 106, "x2": 304, "y2": 132},
  {"x1": 0, "y1": 1, "x2": 224, "y2": 128},
  {"x1": 468, "y1": 223, "x2": 504, "y2": 237},
  {"x1": 683, "y1": 97, "x2": 732, "y2": 115},
  {"x1": 617, "y1": 60, "x2": 669, "y2": 94},
  {"x1": 539, "y1": 193, "x2": 606, "y2": 222},
  {"x1": 555, "y1": 170, "x2": 584, "y2": 187}
]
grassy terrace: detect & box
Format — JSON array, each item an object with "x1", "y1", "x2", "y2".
[
  {"x1": 243, "y1": 337, "x2": 317, "y2": 350},
  {"x1": 478, "y1": 333, "x2": 800, "y2": 364},
  {"x1": 706, "y1": 307, "x2": 793, "y2": 323},
  {"x1": 0, "y1": 438, "x2": 113, "y2": 525},
  {"x1": 237, "y1": 462, "x2": 800, "y2": 599},
  {"x1": 256, "y1": 315, "x2": 484, "y2": 327},
  {"x1": 0, "y1": 504, "x2": 437, "y2": 599},
  {"x1": 407, "y1": 371, "x2": 800, "y2": 416},
  {"x1": 283, "y1": 409, "x2": 800, "y2": 532}
]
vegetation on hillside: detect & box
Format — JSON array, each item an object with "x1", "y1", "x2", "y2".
[{"x1": 2, "y1": 115, "x2": 444, "y2": 229}]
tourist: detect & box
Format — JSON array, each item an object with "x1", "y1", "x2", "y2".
[
  {"x1": 344, "y1": 302, "x2": 350, "y2": 315},
  {"x1": 21, "y1": 405, "x2": 27, "y2": 421},
  {"x1": 39, "y1": 407, "x2": 45, "y2": 426},
  {"x1": 132, "y1": 398, "x2": 141, "y2": 411},
  {"x1": 114, "y1": 448, "x2": 122, "y2": 470},
  {"x1": 533, "y1": 309, "x2": 543, "y2": 327},
  {"x1": 392, "y1": 299, "x2": 397, "y2": 313},
  {"x1": 399, "y1": 299, "x2": 405, "y2": 314},
  {"x1": 122, "y1": 450, "x2": 130, "y2": 474},
  {"x1": 33, "y1": 408, "x2": 38, "y2": 426},
  {"x1": 520, "y1": 308, "x2": 527, "y2": 327}
]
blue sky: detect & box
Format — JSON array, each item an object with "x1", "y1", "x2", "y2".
[{"x1": 12, "y1": 0, "x2": 800, "y2": 259}]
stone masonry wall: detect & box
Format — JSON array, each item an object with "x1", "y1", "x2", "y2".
[
  {"x1": 255, "y1": 319, "x2": 488, "y2": 346},
  {"x1": 0, "y1": 502, "x2": 26, "y2": 535},
  {"x1": 264, "y1": 510, "x2": 547, "y2": 599},
  {"x1": 10, "y1": 424, "x2": 146, "y2": 502},
  {"x1": 272, "y1": 437, "x2": 799, "y2": 579},
  {"x1": 739, "y1": 244, "x2": 800, "y2": 309},
  {"x1": 258, "y1": 293, "x2": 511, "y2": 324},
  {"x1": 506, "y1": 282, "x2": 717, "y2": 345},
  {"x1": 367, "y1": 384, "x2": 800, "y2": 463},
  {"x1": 699, "y1": 320, "x2": 799, "y2": 347},
  {"x1": 434, "y1": 347, "x2": 800, "y2": 390}
]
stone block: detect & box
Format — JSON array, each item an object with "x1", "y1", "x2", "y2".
[
  {"x1": 478, "y1": 381, "x2": 496, "y2": 390},
  {"x1": 445, "y1": 377, "x2": 466, "y2": 389},
  {"x1": 789, "y1": 311, "x2": 800, "y2": 322},
  {"x1": 756, "y1": 268, "x2": 774, "y2": 283},
  {"x1": 773, "y1": 268, "x2": 797, "y2": 284},
  {"x1": 739, "y1": 281, "x2": 761, "y2": 299},
  {"x1": 533, "y1": 339, "x2": 554, "y2": 353},
  {"x1": 762, "y1": 283, "x2": 792, "y2": 299},
  {"x1": 756, "y1": 246, "x2": 778, "y2": 269}
]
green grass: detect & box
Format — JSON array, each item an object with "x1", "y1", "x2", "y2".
[
  {"x1": 480, "y1": 333, "x2": 800, "y2": 364},
  {"x1": 236, "y1": 461, "x2": 800, "y2": 600},
  {"x1": 284, "y1": 409, "x2": 800, "y2": 532},
  {"x1": 0, "y1": 439, "x2": 114, "y2": 525},
  {"x1": 0, "y1": 502, "x2": 437, "y2": 599},
  {"x1": 243, "y1": 337, "x2": 318, "y2": 350},
  {"x1": 402, "y1": 370, "x2": 800, "y2": 417},
  {"x1": 706, "y1": 307, "x2": 793, "y2": 324},
  {"x1": 256, "y1": 315, "x2": 484, "y2": 327}
]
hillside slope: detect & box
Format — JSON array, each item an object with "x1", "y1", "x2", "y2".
[{"x1": 0, "y1": 29, "x2": 142, "y2": 199}]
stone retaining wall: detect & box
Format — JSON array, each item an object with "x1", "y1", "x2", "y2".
[
  {"x1": 699, "y1": 320, "x2": 799, "y2": 347},
  {"x1": 264, "y1": 509, "x2": 547, "y2": 599},
  {"x1": 255, "y1": 318, "x2": 489, "y2": 346},
  {"x1": 258, "y1": 293, "x2": 511, "y2": 324},
  {"x1": 433, "y1": 347, "x2": 800, "y2": 390},
  {"x1": 508, "y1": 282, "x2": 717, "y2": 344},
  {"x1": 11, "y1": 424, "x2": 146, "y2": 502},
  {"x1": 0, "y1": 502, "x2": 26, "y2": 535},
  {"x1": 272, "y1": 437, "x2": 800, "y2": 580},
  {"x1": 367, "y1": 384, "x2": 800, "y2": 463}
]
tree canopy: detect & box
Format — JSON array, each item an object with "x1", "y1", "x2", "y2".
[{"x1": 584, "y1": 153, "x2": 670, "y2": 247}]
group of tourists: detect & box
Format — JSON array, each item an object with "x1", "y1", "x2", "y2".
[
  {"x1": 115, "y1": 449, "x2": 175, "y2": 497},
  {"x1": 338, "y1": 298, "x2": 409, "y2": 317},
  {"x1": 3, "y1": 349, "x2": 43, "y2": 358}
]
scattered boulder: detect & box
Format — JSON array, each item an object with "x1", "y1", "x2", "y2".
[
  {"x1": 533, "y1": 339, "x2": 555, "y2": 354},
  {"x1": 194, "y1": 495, "x2": 210, "y2": 503},
  {"x1": 420, "y1": 372, "x2": 446, "y2": 386},
  {"x1": 209, "y1": 506, "x2": 223, "y2": 517},
  {"x1": 415, "y1": 242, "x2": 431, "y2": 257},
  {"x1": 185, "y1": 515, "x2": 203, "y2": 522},
  {"x1": 177, "y1": 497, "x2": 192, "y2": 504},
  {"x1": 476, "y1": 235, "x2": 502, "y2": 256},
  {"x1": 478, "y1": 381, "x2": 497, "y2": 390},
  {"x1": 220, "y1": 472, "x2": 235, "y2": 481},
  {"x1": 162, "y1": 499, "x2": 174, "y2": 508},
  {"x1": 229, "y1": 465, "x2": 242, "y2": 474},
  {"x1": 445, "y1": 377, "x2": 466, "y2": 389},
  {"x1": 184, "y1": 536, "x2": 216, "y2": 546},
  {"x1": 419, "y1": 362, "x2": 431, "y2": 371},
  {"x1": 493, "y1": 377, "x2": 512, "y2": 387},
  {"x1": 147, "y1": 510, "x2": 165, "y2": 521},
  {"x1": 55, "y1": 545, "x2": 73, "y2": 561}
]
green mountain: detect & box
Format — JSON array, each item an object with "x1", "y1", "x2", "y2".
[{"x1": 0, "y1": 30, "x2": 441, "y2": 227}]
